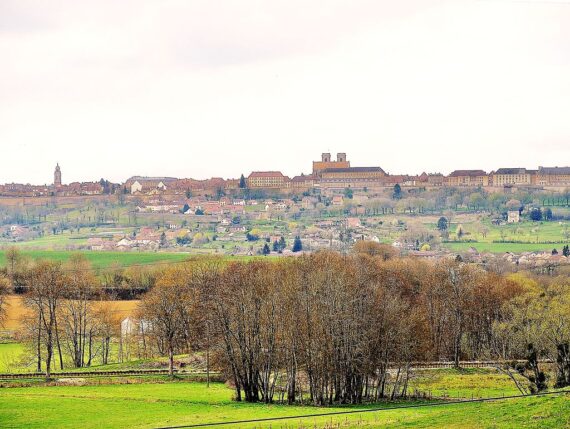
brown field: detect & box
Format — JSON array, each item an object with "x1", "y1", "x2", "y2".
[{"x1": 2, "y1": 295, "x2": 140, "y2": 331}]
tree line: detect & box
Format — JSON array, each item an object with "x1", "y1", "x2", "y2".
[
  {"x1": 1, "y1": 244, "x2": 569, "y2": 403},
  {"x1": 141, "y1": 245, "x2": 570, "y2": 403}
]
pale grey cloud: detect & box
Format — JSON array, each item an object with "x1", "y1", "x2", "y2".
[{"x1": 0, "y1": 0, "x2": 569, "y2": 184}]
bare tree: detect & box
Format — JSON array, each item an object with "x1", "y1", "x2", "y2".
[
  {"x1": 139, "y1": 266, "x2": 195, "y2": 376},
  {"x1": 60, "y1": 254, "x2": 97, "y2": 368},
  {"x1": 25, "y1": 260, "x2": 65, "y2": 378}
]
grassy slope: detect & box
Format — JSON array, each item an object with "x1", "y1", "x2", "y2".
[
  {"x1": 443, "y1": 242, "x2": 557, "y2": 253},
  {"x1": 408, "y1": 368, "x2": 522, "y2": 398},
  {"x1": 0, "y1": 250, "x2": 192, "y2": 270},
  {"x1": 440, "y1": 216, "x2": 569, "y2": 252},
  {"x1": 0, "y1": 381, "x2": 567, "y2": 429}
]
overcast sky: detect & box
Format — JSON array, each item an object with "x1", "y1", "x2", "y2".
[{"x1": 1, "y1": 0, "x2": 569, "y2": 184}]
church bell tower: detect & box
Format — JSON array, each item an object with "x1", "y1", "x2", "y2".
[{"x1": 54, "y1": 163, "x2": 62, "y2": 187}]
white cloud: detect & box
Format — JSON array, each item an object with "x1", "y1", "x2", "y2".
[{"x1": 0, "y1": 0, "x2": 569, "y2": 184}]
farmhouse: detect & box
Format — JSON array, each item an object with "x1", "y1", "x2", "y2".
[
  {"x1": 302, "y1": 196, "x2": 318, "y2": 209},
  {"x1": 507, "y1": 210, "x2": 520, "y2": 223}
]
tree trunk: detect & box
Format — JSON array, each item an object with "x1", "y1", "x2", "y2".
[
  {"x1": 54, "y1": 316, "x2": 64, "y2": 370},
  {"x1": 45, "y1": 332, "x2": 53, "y2": 379},
  {"x1": 87, "y1": 331, "x2": 93, "y2": 367},
  {"x1": 36, "y1": 320, "x2": 42, "y2": 373},
  {"x1": 169, "y1": 347, "x2": 174, "y2": 376}
]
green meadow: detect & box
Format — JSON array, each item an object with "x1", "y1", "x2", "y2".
[
  {"x1": 0, "y1": 250, "x2": 192, "y2": 270},
  {"x1": 443, "y1": 242, "x2": 557, "y2": 253},
  {"x1": 0, "y1": 379, "x2": 567, "y2": 429},
  {"x1": 0, "y1": 343, "x2": 24, "y2": 373}
]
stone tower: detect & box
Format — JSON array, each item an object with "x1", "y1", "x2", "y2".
[
  {"x1": 54, "y1": 163, "x2": 62, "y2": 187},
  {"x1": 337, "y1": 153, "x2": 347, "y2": 162},
  {"x1": 321, "y1": 153, "x2": 331, "y2": 162}
]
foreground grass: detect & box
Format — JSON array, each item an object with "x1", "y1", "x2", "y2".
[
  {"x1": 408, "y1": 368, "x2": 523, "y2": 398},
  {"x1": 0, "y1": 343, "x2": 25, "y2": 373},
  {"x1": 0, "y1": 381, "x2": 568, "y2": 428},
  {"x1": 335, "y1": 394, "x2": 570, "y2": 429}
]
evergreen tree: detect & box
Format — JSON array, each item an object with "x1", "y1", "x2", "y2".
[
  {"x1": 563, "y1": 245, "x2": 570, "y2": 257},
  {"x1": 530, "y1": 207, "x2": 542, "y2": 221},
  {"x1": 437, "y1": 216, "x2": 448, "y2": 231},
  {"x1": 262, "y1": 243, "x2": 270, "y2": 255},
  {"x1": 292, "y1": 236, "x2": 303, "y2": 252},
  {"x1": 392, "y1": 184, "x2": 402, "y2": 200},
  {"x1": 239, "y1": 174, "x2": 246, "y2": 189}
]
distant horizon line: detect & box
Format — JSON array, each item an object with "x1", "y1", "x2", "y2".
[{"x1": 3, "y1": 163, "x2": 570, "y2": 187}]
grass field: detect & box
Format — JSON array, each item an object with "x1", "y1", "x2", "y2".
[
  {"x1": 0, "y1": 250, "x2": 193, "y2": 270},
  {"x1": 435, "y1": 216, "x2": 570, "y2": 253},
  {"x1": 443, "y1": 242, "x2": 558, "y2": 253},
  {"x1": 0, "y1": 343, "x2": 25, "y2": 373},
  {"x1": 0, "y1": 380, "x2": 568, "y2": 428},
  {"x1": 408, "y1": 368, "x2": 523, "y2": 398}
]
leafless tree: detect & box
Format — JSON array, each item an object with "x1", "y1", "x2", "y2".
[{"x1": 25, "y1": 260, "x2": 65, "y2": 378}]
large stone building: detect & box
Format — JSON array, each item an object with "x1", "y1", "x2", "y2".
[
  {"x1": 290, "y1": 174, "x2": 316, "y2": 190},
  {"x1": 247, "y1": 171, "x2": 289, "y2": 188},
  {"x1": 491, "y1": 168, "x2": 533, "y2": 186},
  {"x1": 311, "y1": 152, "x2": 387, "y2": 190},
  {"x1": 319, "y1": 167, "x2": 387, "y2": 190},
  {"x1": 312, "y1": 153, "x2": 350, "y2": 176},
  {"x1": 125, "y1": 176, "x2": 178, "y2": 194},
  {"x1": 536, "y1": 167, "x2": 570, "y2": 186},
  {"x1": 445, "y1": 170, "x2": 489, "y2": 187}
]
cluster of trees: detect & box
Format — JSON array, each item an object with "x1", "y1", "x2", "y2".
[
  {"x1": 493, "y1": 273, "x2": 570, "y2": 392},
  {"x1": 272, "y1": 236, "x2": 287, "y2": 253},
  {"x1": 2, "y1": 248, "x2": 161, "y2": 299},
  {"x1": 2, "y1": 256, "x2": 120, "y2": 377},
  {"x1": 2, "y1": 245, "x2": 569, "y2": 403},
  {"x1": 135, "y1": 247, "x2": 570, "y2": 404},
  {"x1": 313, "y1": 187, "x2": 570, "y2": 219}
]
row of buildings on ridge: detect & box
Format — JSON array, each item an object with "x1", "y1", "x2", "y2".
[{"x1": 1, "y1": 155, "x2": 570, "y2": 198}]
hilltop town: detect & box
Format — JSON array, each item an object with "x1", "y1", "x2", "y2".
[
  {"x1": 1, "y1": 153, "x2": 569, "y2": 269},
  {"x1": 2, "y1": 153, "x2": 570, "y2": 197}
]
